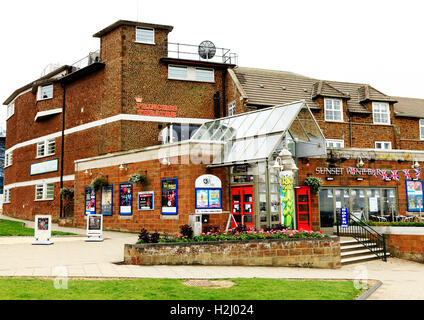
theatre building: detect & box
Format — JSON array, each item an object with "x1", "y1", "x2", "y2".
[{"x1": 3, "y1": 19, "x2": 424, "y2": 233}]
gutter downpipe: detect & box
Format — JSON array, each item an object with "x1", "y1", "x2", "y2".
[
  {"x1": 59, "y1": 82, "x2": 66, "y2": 218},
  {"x1": 222, "y1": 69, "x2": 227, "y2": 117},
  {"x1": 349, "y1": 113, "x2": 353, "y2": 147}
]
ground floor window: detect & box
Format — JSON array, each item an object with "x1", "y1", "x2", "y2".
[
  {"x1": 319, "y1": 186, "x2": 397, "y2": 227},
  {"x1": 35, "y1": 183, "x2": 54, "y2": 201}
]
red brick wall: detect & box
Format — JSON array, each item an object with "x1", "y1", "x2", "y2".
[
  {"x1": 74, "y1": 155, "x2": 230, "y2": 233},
  {"x1": 386, "y1": 234, "x2": 424, "y2": 263}
]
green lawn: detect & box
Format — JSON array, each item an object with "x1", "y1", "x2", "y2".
[
  {"x1": 0, "y1": 219, "x2": 75, "y2": 236},
  {"x1": 0, "y1": 278, "x2": 363, "y2": 300}
]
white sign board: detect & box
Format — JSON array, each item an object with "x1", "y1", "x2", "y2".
[
  {"x1": 33, "y1": 215, "x2": 53, "y2": 245},
  {"x1": 195, "y1": 174, "x2": 222, "y2": 214},
  {"x1": 369, "y1": 197, "x2": 379, "y2": 213},
  {"x1": 85, "y1": 214, "x2": 104, "y2": 242},
  {"x1": 30, "y1": 159, "x2": 59, "y2": 176}
]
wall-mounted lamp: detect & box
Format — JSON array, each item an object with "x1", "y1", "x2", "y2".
[
  {"x1": 326, "y1": 177, "x2": 334, "y2": 181},
  {"x1": 356, "y1": 177, "x2": 364, "y2": 181},
  {"x1": 412, "y1": 160, "x2": 420, "y2": 169},
  {"x1": 84, "y1": 169, "x2": 92, "y2": 176},
  {"x1": 356, "y1": 157, "x2": 364, "y2": 168},
  {"x1": 119, "y1": 164, "x2": 127, "y2": 171},
  {"x1": 272, "y1": 149, "x2": 298, "y2": 172}
]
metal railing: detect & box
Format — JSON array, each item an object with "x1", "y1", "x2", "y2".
[
  {"x1": 71, "y1": 50, "x2": 101, "y2": 71},
  {"x1": 336, "y1": 212, "x2": 387, "y2": 262},
  {"x1": 162, "y1": 42, "x2": 238, "y2": 65}
]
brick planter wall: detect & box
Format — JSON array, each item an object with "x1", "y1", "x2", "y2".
[
  {"x1": 124, "y1": 236, "x2": 341, "y2": 269},
  {"x1": 386, "y1": 234, "x2": 424, "y2": 263}
]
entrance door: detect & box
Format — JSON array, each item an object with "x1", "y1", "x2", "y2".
[
  {"x1": 295, "y1": 186, "x2": 312, "y2": 230},
  {"x1": 230, "y1": 185, "x2": 254, "y2": 229}
]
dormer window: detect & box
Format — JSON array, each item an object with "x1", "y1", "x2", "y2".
[
  {"x1": 372, "y1": 102, "x2": 390, "y2": 125},
  {"x1": 135, "y1": 27, "x2": 154, "y2": 44},
  {"x1": 324, "y1": 98, "x2": 343, "y2": 122},
  {"x1": 37, "y1": 84, "x2": 53, "y2": 101}
]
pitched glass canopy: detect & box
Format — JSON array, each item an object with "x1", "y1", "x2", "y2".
[{"x1": 190, "y1": 100, "x2": 325, "y2": 166}]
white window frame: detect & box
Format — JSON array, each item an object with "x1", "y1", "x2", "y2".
[
  {"x1": 228, "y1": 101, "x2": 236, "y2": 116},
  {"x1": 5, "y1": 152, "x2": 12, "y2": 167},
  {"x1": 135, "y1": 27, "x2": 155, "y2": 44},
  {"x1": 326, "y1": 139, "x2": 344, "y2": 148},
  {"x1": 375, "y1": 141, "x2": 392, "y2": 150},
  {"x1": 420, "y1": 119, "x2": 424, "y2": 140},
  {"x1": 324, "y1": 98, "x2": 343, "y2": 122},
  {"x1": 3, "y1": 189, "x2": 11, "y2": 203},
  {"x1": 168, "y1": 65, "x2": 188, "y2": 80},
  {"x1": 36, "y1": 139, "x2": 55, "y2": 158},
  {"x1": 372, "y1": 102, "x2": 391, "y2": 125},
  {"x1": 37, "y1": 84, "x2": 53, "y2": 101},
  {"x1": 35, "y1": 183, "x2": 54, "y2": 201},
  {"x1": 168, "y1": 65, "x2": 215, "y2": 83},
  {"x1": 7, "y1": 101, "x2": 15, "y2": 120}
]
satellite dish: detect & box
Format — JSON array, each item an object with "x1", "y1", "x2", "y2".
[
  {"x1": 41, "y1": 63, "x2": 61, "y2": 77},
  {"x1": 198, "y1": 40, "x2": 216, "y2": 60}
]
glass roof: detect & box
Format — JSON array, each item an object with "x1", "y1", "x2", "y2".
[{"x1": 190, "y1": 101, "x2": 325, "y2": 166}]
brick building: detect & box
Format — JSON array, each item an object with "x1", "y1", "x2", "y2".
[{"x1": 3, "y1": 20, "x2": 424, "y2": 233}]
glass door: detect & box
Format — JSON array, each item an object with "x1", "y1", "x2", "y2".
[
  {"x1": 319, "y1": 189, "x2": 335, "y2": 227},
  {"x1": 230, "y1": 186, "x2": 255, "y2": 229}
]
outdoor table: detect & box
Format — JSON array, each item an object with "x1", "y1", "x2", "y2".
[{"x1": 403, "y1": 216, "x2": 415, "y2": 222}]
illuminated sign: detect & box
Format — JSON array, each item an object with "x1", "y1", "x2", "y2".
[
  {"x1": 30, "y1": 159, "x2": 59, "y2": 176},
  {"x1": 136, "y1": 97, "x2": 177, "y2": 118}
]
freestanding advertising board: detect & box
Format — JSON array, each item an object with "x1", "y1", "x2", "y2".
[
  {"x1": 195, "y1": 175, "x2": 222, "y2": 214},
  {"x1": 85, "y1": 214, "x2": 104, "y2": 242},
  {"x1": 33, "y1": 215, "x2": 53, "y2": 245}
]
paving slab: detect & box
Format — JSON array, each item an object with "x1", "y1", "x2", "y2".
[{"x1": 1, "y1": 215, "x2": 424, "y2": 299}]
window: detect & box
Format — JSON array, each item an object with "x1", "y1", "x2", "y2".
[
  {"x1": 324, "y1": 98, "x2": 343, "y2": 122},
  {"x1": 372, "y1": 102, "x2": 390, "y2": 125},
  {"x1": 160, "y1": 123, "x2": 201, "y2": 144},
  {"x1": 326, "y1": 139, "x2": 344, "y2": 148},
  {"x1": 4, "y1": 189, "x2": 11, "y2": 203},
  {"x1": 168, "y1": 65, "x2": 214, "y2": 83},
  {"x1": 37, "y1": 84, "x2": 53, "y2": 100},
  {"x1": 35, "y1": 183, "x2": 54, "y2": 201},
  {"x1": 135, "y1": 27, "x2": 154, "y2": 44},
  {"x1": 375, "y1": 141, "x2": 392, "y2": 150},
  {"x1": 7, "y1": 101, "x2": 14, "y2": 119},
  {"x1": 5, "y1": 152, "x2": 12, "y2": 167},
  {"x1": 37, "y1": 139, "x2": 55, "y2": 158},
  {"x1": 168, "y1": 66, "x2": 188, "y2": 80},
  {"x1": 228, "y1": 101, "x2": 236, "y2": 116},
  {"x1": 195, "y1": 68, "x2": 214, "y2": 82},
  {"x1": 420, "y1": 119, "x2": 424, "y2": 140}
]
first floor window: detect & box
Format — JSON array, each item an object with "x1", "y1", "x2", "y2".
[
  {"x1": 5, "y1": 152, "x2": 12, "y2": 167},
  {"x1": 420, "y1": 119, "x2": 424, "y2": 140},
  {"x1": 37, "y1": 139, "x2": 55, "y2": 157},
  {"x1": 4, "y1": 189, "x2": 11, "y2": 203},
  {"x1": 168, "y1": 65, "x2": 188, "y2": 80},
  {"x1": 228, "y1": 101, "x2": 236, "y2": 116},
  {"x1": 326, "y1": 139, "x2": 344, "y2": 148},
  {"x1": 324, "y1": 98, "x2": 343, "y2": 122},
  {"x1": 372, "y1": 102, "x2": 390, "y2": 125},
  {"x1": 375, "y1": 141, "x2": 392, "y2": 150},
  {"x1": 35, "y1": 183, "x2": 54, "y2": 201},
  {"x1": 168, "y1": 65, "x2": 214, "y2": 83}
]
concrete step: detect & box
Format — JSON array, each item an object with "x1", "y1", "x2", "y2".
[
  {"x1": 341, "y1": 251, "x2": 390, "y2": 265},
  {"x1": 341, "y1": 243, "x2": 377, "y2": 252}
]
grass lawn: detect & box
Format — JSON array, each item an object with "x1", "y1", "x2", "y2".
[
  {"x1": 0, "y1": 219, "x2": 75, "y2": 236},
  {"x1": 0, "y1": 278, "x2": 363, "y2": 300}
]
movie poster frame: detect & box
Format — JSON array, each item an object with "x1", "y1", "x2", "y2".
[
  {"x1": 119, "y1": 183, "x2": 133, "y2": 216},
  {"x1": 84, "y1": 186, "x2": 96, "y2": 216},
  {"x1": 406, "y1": 180, "x2": 424, "y2": 212},
  {"x1": 161, "y1": 178, "x2": 178, "y2": 215},
  {"x1": 100, "y1": 184, "x2": 113, "y2": 216}
]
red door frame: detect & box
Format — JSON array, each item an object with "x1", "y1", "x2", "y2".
[
  {"x1": 295, "y1": 186, "x2": 312, "y2": 231},
  {"x1": 230, "y1": 185, "x2": 254, "y2": 229}
]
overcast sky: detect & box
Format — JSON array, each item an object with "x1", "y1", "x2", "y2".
[{"x1": 1, "y1": 0, "x2": 424, "y2": 132}]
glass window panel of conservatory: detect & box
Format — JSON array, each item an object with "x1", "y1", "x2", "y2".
[
  {"x1": 232, "y1": 112, "x2": 261, "y2": 140},
  {"x1": 218, "y1": 115, "x2": 248, "y2": 141},
  {"x1": 221, "y1": 139, "x2": 250, "y2": 163},
  {"x1": 243, "y1": 109, "x2": 273, "y2": 137},
  {"x1": 254, "y1": 134, "x2": 282, "y2": 160},
  {"x1": 191, "y1": 121, "x2": 215, "y2": 140}
]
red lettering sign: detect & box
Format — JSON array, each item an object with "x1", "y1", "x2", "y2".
[{"x1": 136, "y1": 97, "x2": 178, "y2": 118}]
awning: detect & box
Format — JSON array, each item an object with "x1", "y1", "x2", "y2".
[
  {"x1": 190, "y1": 100, "x2": 326, "y2": 166},
  {"x1": 34, "y1": 108, "x2": 62, "y2": 122}
]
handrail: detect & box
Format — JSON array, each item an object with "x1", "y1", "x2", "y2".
[{"x1": 336, "y1": 212, "x2": 387, "y2": 262}]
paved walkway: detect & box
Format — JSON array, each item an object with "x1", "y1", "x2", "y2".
[{"x1": 1, "y1": 215, "x2": 424, "y2": 300}]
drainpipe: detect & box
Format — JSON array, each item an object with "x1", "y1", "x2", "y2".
[
  {"x1": 349, "y1": 114, "x2": 353, "y2": 148},
  {"x1": 59, "y1": 83, "x2": 66, "y2": 218},
  {"x1": 222, "y1": 69, "x2": 227, "y2": 117}
]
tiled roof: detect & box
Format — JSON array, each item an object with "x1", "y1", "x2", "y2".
[
  {"x1": 233, "y1": 67, "x2": 397, "y2": 114},
  {"x1": 393, "y1": 96, "x2": 424, "y2": 118}
]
